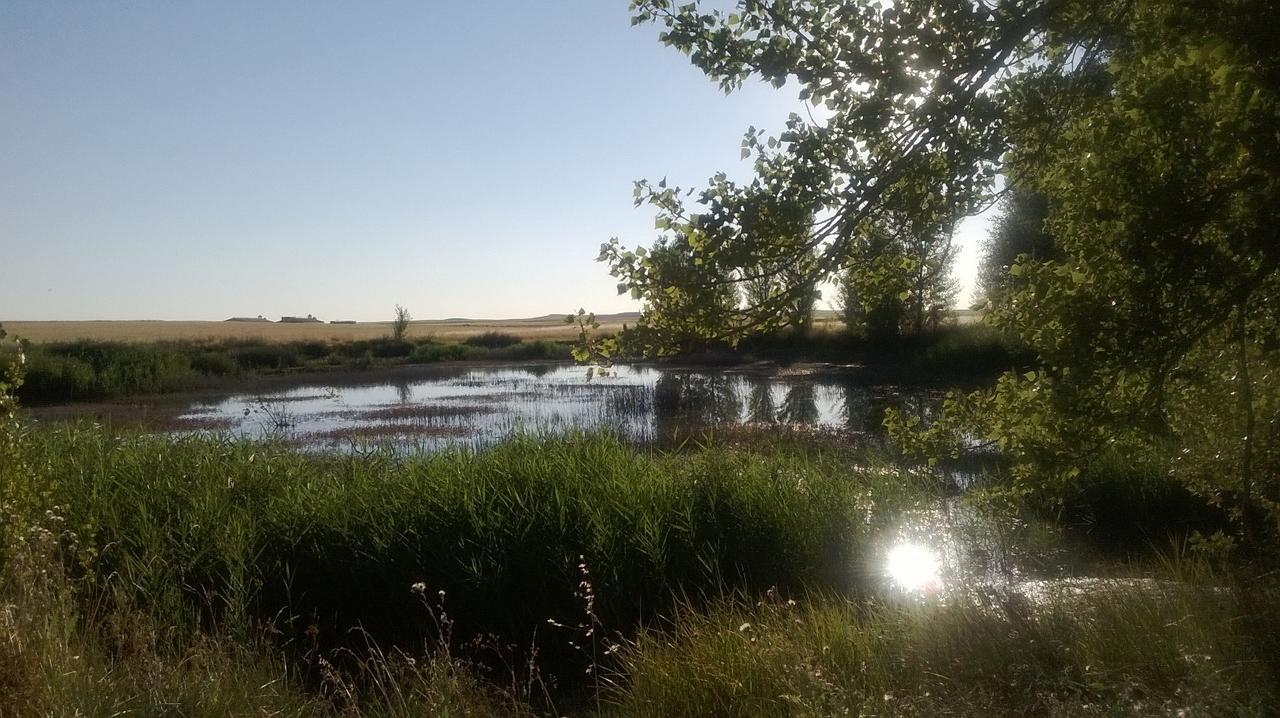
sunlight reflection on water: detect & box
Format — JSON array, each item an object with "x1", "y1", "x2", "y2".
[{"x1": 886, "y1": 542, "x2": 942, "y2": 594}]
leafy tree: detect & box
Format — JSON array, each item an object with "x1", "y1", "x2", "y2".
[
  {"x1": 604, "y1": 233, "x2": 741, "y2": 356},
  {"x1": 975, "y1": 186, "x2": 1055, "y2": 307},
  {"x1": 742, "y1": 248, "x2": 821, "y2": 336},
  {"x1": 836, "y1": 213, "x2": 958, "y2": 341},
  {"x1": 892, "y1": 1, "x2": 1280, "y2": 534},
  {"x1": 608, "y1": 0, "x2": 1030, "y2": 342},
  {"x1": 607, "y1": 0, "x2": 1280, "y2": 533}
]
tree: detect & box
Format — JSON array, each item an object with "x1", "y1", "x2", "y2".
[
  {"x1": 392, "y1": 304, "x2": 412, "y2": 341},
  {"x1": 975, "y1": 186, "x2": 1054, "y2": 307},
  {"x1": 609, "y1": 0, "x2": 1033, "y2": 342},
  {"x1": 836, "y1": 213, "x2": 958, "y2": 341},
  {"x1": 742, "y1": 247, "x2": 821, "y2": 336},
  {"x1": 609, "y1": 0, "x2": 1280, "y2": 531},
  {"x1": 892, "y1": 0, "x2": 1280, "y2": 533},
  {"x1": 606, "y1": 233, "x2": 741, "y2": 356}
]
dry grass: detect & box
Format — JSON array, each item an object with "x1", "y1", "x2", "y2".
[
  {"x1": 4, "y1": 311, "x2": 982, "y2": 345},
  {"x1": 3, "y1": 314, "x2": 638, "y2": 345}
]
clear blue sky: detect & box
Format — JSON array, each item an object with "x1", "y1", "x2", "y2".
[{"x1": 1, "y1": 1, "x2": 988, "y2": 321}]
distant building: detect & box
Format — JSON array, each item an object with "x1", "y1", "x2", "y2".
[{"x1": 279, "y1": 314, "x2": 322, "y2": 323}]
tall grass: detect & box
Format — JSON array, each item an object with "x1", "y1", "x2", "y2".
[
  {"x1": 464, "y1": 331, "x2": 524, "y2": 349},
  {"x1": 3, "y1": 426, "x2": 924, "y2": 670},
  {"x1": 3, "y1": 423, "x2": 1278, "y2": 714},
  {"x1": 0, "y1": 501, "x2": 527, "y2": 716},
  {"x1": 613, "y1": 575, "x2": 1280, "y2": 716},
  {"x1": 18, "y1": 337, "x2": 574, "y2": 404}
]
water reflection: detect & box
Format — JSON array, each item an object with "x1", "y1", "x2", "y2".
[
  {"x1": 875, "y1": 498, "x2": 1097, "y2": 601},
  {"x1": 839, "y1": 384, "x2": 872, "y2": 434},
  {"x1": 172, "y1": 364, "x2": 941, "y2": 453},
  {"x1": 886, "y1": 542, "x2": 942, "y2": 594},
  {"x1": 779, "y1": 384, "x2": 819, "y2": 424},
  {"x1": 746, "y1": 381, "x2": 777, "y2": 423},
  {"x1": 393, "y1": 379, "x2": 413, "y2": 404}
]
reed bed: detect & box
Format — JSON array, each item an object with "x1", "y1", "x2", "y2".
[
  {"x1": 2, "y1": 426, "x2": 924, "y2": 667},
  {"x1": 3, "y1": 424, "x2": 1276, "y2": 715}
]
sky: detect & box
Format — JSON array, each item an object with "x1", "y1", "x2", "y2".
[{"x1": 0, "y1": 1, "x2": 991, "y2": 322}]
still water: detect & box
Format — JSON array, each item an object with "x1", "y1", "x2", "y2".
[
  {"x1": 173, "y1": 363, "x2": 1132, "y2": 600},
  {"x1": 175, "y1": 363, "x2": 939, "y2": 453}
]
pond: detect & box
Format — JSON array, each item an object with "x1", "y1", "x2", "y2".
[
  {"x1": 172, "y1": 362, "x2": 941, "y2": 453},
  {"x1": 50, "y1": 361, "x2": 1151, "y2": 602}
]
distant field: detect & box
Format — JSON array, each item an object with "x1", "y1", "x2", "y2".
[
  {"x1": 4, "y1": 309, "x2": 981, "y2": 345},
  {"x1": 2, "y1": 314, "x2": 639, "y2": 345}
]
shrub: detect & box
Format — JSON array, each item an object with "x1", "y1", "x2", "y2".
[
  {"x1": 19, "y1": 354, "x2": 97, "y2": 403},
  {"x1": 490, "y1": 340, "x2": 570, "y2": 361},
  {"x1": 231, "y1": 344, "x2": 300, "y2": 371},
  {"x1": 410, "y1": 343, "x2": 481, "y2": 363},
  {"x1": 463, "y1": 331, "x2": 522, "y2": 349},
  {"x1": 369, "y1": 339, "x2": 414, "y2": 358},
  {"x1": 296, "y1": 340, "x2": 330, "y2": 360},
  {"x1": 18, "y1": 343, "x2": 196, "y2": 403},
  {"x1": 190, "y1": 351, "x2": 238, "y2": 376},
  {"x1": 392, "y1": 304, "x2": 412, "y2": 341}
]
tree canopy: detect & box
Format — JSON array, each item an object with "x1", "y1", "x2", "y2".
[{"x1": 605, "y1": 0, "x2": 1280, "y2": 534}]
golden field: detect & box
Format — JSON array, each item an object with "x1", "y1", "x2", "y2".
[
  {"x1": 3, "y1": 310, "x2": 979, "y2": 345},
  {"x1": 2, "y1": 314, "x2": 639, "y2": 345}
]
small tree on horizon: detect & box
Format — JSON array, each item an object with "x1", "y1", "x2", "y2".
[{"x1": 392, "y1": 304, "x2": 412, "y2": 341}]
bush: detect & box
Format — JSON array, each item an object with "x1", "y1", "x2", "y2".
[
  {"x1": 18, "y1": 343, "x2": 196, "y2": 404},
  {"x1": 20, "y1": 354, "x2": 97, "y2": 403},
  {"x1": 296, "y1": 340, "x2": 330, "y2": 360},
  {"x1": 490, "y1": 340, "x2": 570, "y2": 361},
  {"x1": 231, "y1": 344, "x2": 300, "y2": 371},
  {"x1": 369, "y1": 339, "x2": 414, "y2": 358},
  {"x1": 463, "y1": 331, "x2": 522, "y2": 349},
  {"x1": 410, "y1": 343, "x2": 482, "y2": 363},
  {"x1": 190, "y1": 351, "x2": 239, "y2": 376},
  {"x1": 912, "y1": 324, "x2": 1022, "y2": 379}
]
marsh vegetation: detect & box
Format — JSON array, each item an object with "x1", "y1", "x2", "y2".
[
  {"x1": 5, "y1": 0, "x2": 1280, "y2": 714},
  {"x1": 4, "y1": 421, "x2": 1277, "y2": 716}
]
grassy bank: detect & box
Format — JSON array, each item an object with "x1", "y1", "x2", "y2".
[
  {"x1": 14, "y1": 324, "x2": 1025, "y2": 406},
  {"x1": 615, "y1": 578, "x2": 1279, "y2": 716},
  {"x1": 1, "y1": 427, "x2": 926, "y2": 680},
  {"x1": 18, "y1": 333, "x2": 571, "y2": 404},
  {"x1": 3, "y1": 425, "x2": 1278, "y2": 715}
]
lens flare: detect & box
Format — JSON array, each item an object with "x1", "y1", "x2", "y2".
[{"x1": 886, "y1": 542, "x2": 941, "y2": 593}]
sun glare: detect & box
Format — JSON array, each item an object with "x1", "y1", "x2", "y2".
[{"x1": 886, "y1": 542, "x2": 941, "y2": 593}]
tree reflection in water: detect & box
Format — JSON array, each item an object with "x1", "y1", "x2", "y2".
[
  {"x1": 779, "y1": 384, "x2": 819, "y2": 424},
  {"x1": 653, "y1": 373, "x2": 742, "y2": 438},
  {"x1": 746, "y1": 380, "x2": 778, "y2": 423}
]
